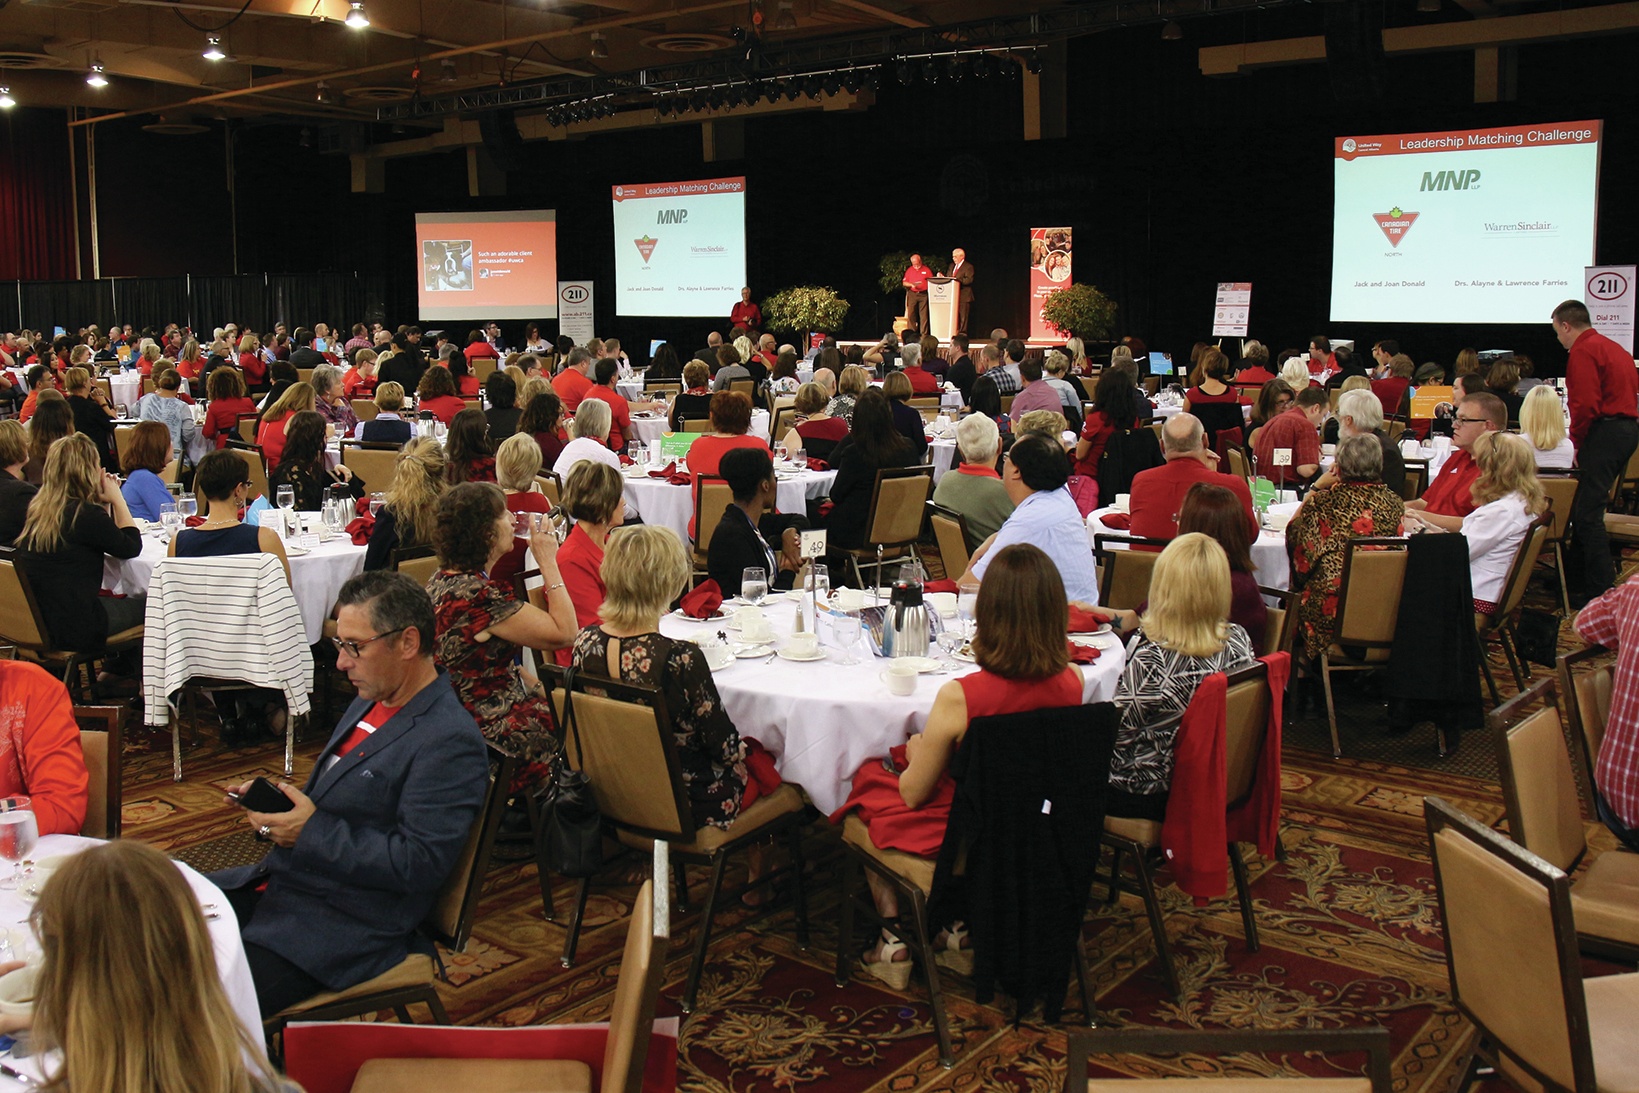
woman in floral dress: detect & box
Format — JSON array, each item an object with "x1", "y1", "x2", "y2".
[{"x1": 1286, "y1": 433, "x2": 1405, "y2": 659}]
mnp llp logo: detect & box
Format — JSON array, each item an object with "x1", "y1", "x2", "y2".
[{"x1": 560, "y1": 284, "x2": 589, "y2": 305}]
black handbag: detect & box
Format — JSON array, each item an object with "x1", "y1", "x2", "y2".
[
  {"x1": 1514, "y1": 608, "x2": 1562, "y2": 670},
  {"x1": 538, "y1": 669, "x2": 605, "y2": 878}
]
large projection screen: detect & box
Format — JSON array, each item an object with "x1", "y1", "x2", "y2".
[
  {"x1": 415, "y1": 210, "x2": 558, "y2": 322},
  {"x1": 1330, "y1": 121, "x2": 1601, "y2": 324},
  {"x1": 612, "y1": 178, "x2": 747, "y2": 317}
]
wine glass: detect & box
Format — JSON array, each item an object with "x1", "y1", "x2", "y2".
[
  {"x1": 368, "y1": 492, "x2": 385, "y2": 519},
  {"x1": 809, "y1": 563, "x2": 829, "y2": 605},
  {"x1": 957, "y1": 581, "x2": 980, "y2": 640},
  {"x1": 791, "y1": 448, "x2": 808, "y2": 471},
  {"x1": 160, "y1": 501, "x2": 182, "y2": 540},
  {"x1": 0, "y1": 798, "x2": 38, "y2": 891},
  {"x1": 741, "y1": 567, "x2": 768, "y2": 606},
  {"x1": 833, "y1": 611, "x2": 863, "y2": 665},
  {"x1": 774, "y1": 443, "x2": 788, "y2": 464},
  {"x1": 276, "y1": 484, "x2": 296, "y2": 513},
  {"x1": 177, "y1": 493, "x2": 197, "y2": 520}
]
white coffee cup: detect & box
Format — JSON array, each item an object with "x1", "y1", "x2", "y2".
[
  {"x1": 1113, "y1": 493, "x2": 1131, "y2": 512},
  {"x1": 880, "y1": 659, "x2": 918, "y2": 695},
  {"x1": 925, "y1": 591, "x2": 957, "y2": 618},
  {"x1": 735, "y1": 606, "x2": 771, "y2": 642},
  {"x1": 1321, "y1": 443, "x2": 1337, "y2": 456},
  {"x1": 0, "y1": 963, "x2": 38, "y2": 1018},
  {"x1": 786, "y1": 631, "x2": 819, "y2": 658},
  {"x1": 831, "y1": 588, "x2": 866, "y2": 612}
]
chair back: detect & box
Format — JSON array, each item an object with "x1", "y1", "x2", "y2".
[
  {"x1": 73, "y1": 705, "x2": 123, "y2": 839},
  {"x1": 426, "y1": 747, "x2": 515, "y2": 952},
  {"x1": 1489, "y1": 517, "x2": 1551, "y2": 626},
  {"x1": 236, "y1": 413, "x2": 259, "y2": 444},
  {"x1": 644, "y1": 382, "x2": 680, "y2": 399},
  {"x1": 862, "y1": 466, "x2": 933, "y2": 550},
  {"x1": 1490, "y1": 678, "x2": 1586, "y2": 874},
  {"x1": 114, "y1": 425, "x2": 137, "y2": 466},
  {"x1": 927, "y1": 503, "x2": 971, "y2": 576},
  {"x1": 0, "y1": 548, "x2": 54, "y2": 652},
  {"x1": 1386, "y1": 419, "x2": 1409, "y2": 444},
  {"x1": 1259, "y1": 585, "x2": 1296, "y2": 660},
  {"x1": 1226, "y1": 446, "x2": 1251, "y2": 484},
  {"x1": 771, "y1": 405, "x2": 798, "y2": 442},
  {"x1": 224, "y1": 443, "x2": 269, "y2": 500},
  {"x1": 1539, "y1": 475, "x2": 1579, "y2": 545},
  {"x1": 339, "y1": 442, "x2": 400, "y2": 490},
  {"x1": 691, "y1": 476, "x2": 734, "y2": 560},
  {"x1": 601, "y1": 879, "x2": 668, "y2": 1093},
  {"x1": 159, "y1": 458, "x2": 180, "y2": 485},
  {"x1": 679, "y1": 418, "x2": 713, "y2": 434},
  {"x1": 1398, "y1": 458, "x2": 1429, "y2": 501},
  {"x1": 391, "y1": 545, "x2": 439, "y2": 587},
  {"x1": 535, "y1": 471, "x2": 561, "y2": 508},
  {"x1": 1559, "y1": 644, "x2": 1613, "y2": 812},
  {"x1": 94, "y1": 376, "x2": 112, "y2": 405},
  {"x1": 471, "y1": 356, "x2": 497, "y2": 382},
  {"x1": 296, "y1": 367, "x2": 316, "y2": 386},
  {"x1": 1093, "y1": 534, "x2": 1170, "y2": 612},
  {"x1": 998, "y1": 394, "x2": 1015, "y2": 415},
  {"x1": 1333, "y1": 539, "x2": 1409, "y2": 649},
  {"x1": 908, "y1": 397, "x2": 940, "y2": 412},
  {"x1": 1424, "y1": 796, "x2": 1594, "y2": 1093},
  {"x1": 351, "y1": 398, "x2": 379, "y2": 422},
  {"x1": 1222, "y1": 661, "x2": 1273, "y2": 806},
  {"x1": 729, "y1": 379, "x2": 756, "y2": 400}
]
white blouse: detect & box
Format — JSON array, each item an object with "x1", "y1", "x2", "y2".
[
  {"x1": 1531, "y1": 437, "x2": 1576, "y2": 470},
  {"x1": 1462, "y1": 492, "x2": 1534, "y2": 605}
]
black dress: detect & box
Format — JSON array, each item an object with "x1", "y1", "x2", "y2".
[
  {"x1": 15, "y1": 502, "x2": 142, "y2": 652},
  {"x1": 68, "y1": 394, "x2": 118, "y2": 472},
  {"x1": 0, "y1": 471, "x2": 36, "y2": 545}
]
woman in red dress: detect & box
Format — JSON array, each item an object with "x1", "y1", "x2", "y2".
[
  {"x1": 685, "y1": 391, "x2": 768, "y2": 538},
  {"x1": 831, "y1": 543, "x2": 1085, "y2": 986},
  {"x1": 237, "y1": 334, "x2": 268, "y2": 393},
  {"x1": 551, "y1": 459, "x2": 625, "y2": 666},
  {"x1": 201, "y1": 367, "x2": 258, "y2": 450},
  {"x1": 415, "y1": 363, "x2": 467, "y2": 426},
  {"x1": 1073, "y1": 369, "x2": 1139, "y2": 478},
  {"x1": 491, "y1": 433, "x2": 553, "y2": 587},
  {"x1": 255, "y1": 382, "x2": 315, "y2": 471}
]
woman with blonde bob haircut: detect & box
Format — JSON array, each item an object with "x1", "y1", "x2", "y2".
[
  {"x1": 17, "y1": 840, "x2": 296, "y2": 1093},
  {"x1": 1107, "y1": 532, "x2": 1255, "y2": 821},
  {"x1": 1519, "y1": 383, "x2": 1575, "y2": 469}
]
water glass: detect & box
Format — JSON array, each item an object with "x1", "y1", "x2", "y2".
[
  {"x1": 0, "y1": 799, "x2": 37, "y2": 891},
  {"x1": 810, "y1": 564, "x2": 829, "y2": 605},
  {"x1": 368, "y1": 492, "x2": 385, "y2": 519},
  {"x1": 177, "y1": 493, "x2": 197, "y2": 520},
  {"x1": 792, "y1": 448, "x2": 808, "y2": 471},
  {"x1": 774, "y1": 443, "x2": 788, "y2": 464},
  {"x1": 957, "y1": 581, "x2": 980, "y2": 639},
  {"x1": 741, "y1": 568, "x2": 768, "y2": 606},
  {"x1": 833, "y1": 612, "x2": 863, "y2": 665},
  {"x1": 275, "y1": 484, "x2": 296, "y2": 511}
]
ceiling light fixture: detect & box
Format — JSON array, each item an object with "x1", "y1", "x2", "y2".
[
  {"x1": 345, "y1": 2, "x2": 369, "y2": 29},
  {"x1": 590, "y1": 32, "x2": 608, "y2": 59},
  {"x1": 315, "y1": 81, "x2": 333, "y2": 104},
  {"x1": 1025, "y1": 50, "x2": 1043, "y2": 73},
  {"x1": 774, "y1": 1, "x2": 796, "y2": 31},
  {"x1": 440, "y1": 58, "x2": 458, "y2": 82},
  {"x1": 0, "y1": 88, "x2": 14, "y2": 109},
  {"x1": 203, "y1": 36, "x2": 226, "y2": 61},
  {"x1": 86, "y1": 59, "x2": 108, "y2": 88},
  {"x1": 1161, "y1": 20, "x2": 1183, "y2": 41}
]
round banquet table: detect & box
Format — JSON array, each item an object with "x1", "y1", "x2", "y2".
[
  {"x1": 622, "y1": 467, "x2": 836, "y2": 548},
  {"x1": 1085, "y1": 505, "x2": 1292, "y2": 593},
  {"x1": 627, "y1": 408, "x2": 770, "y2": 446},
  {"x1": 928, "y1": 438, "x2": 958, "y2": 483},
  {"x1": 109, "y1": 372, "x2": 190, "y2": 411},
  {"x1": 0, "y1": 834, "x2": 263, "y2": 1090},
  {"x1": 657, "y1": 602, "x2": 1126, "y2": 814},
  {"x1": 110, "y1": 416, "x2": 212, "y2": 466},
  {"x1": 105, "y1": 521, "x2": 367, "y2": 645}
]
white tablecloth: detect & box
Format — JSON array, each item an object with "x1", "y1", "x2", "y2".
[
  {"x1": 623, "y1": 469, "x2": 836, "y2": 547},
  {"x1": 929, "y1": 438, "x2": 958, "y2": 483},
  {"x1": 1085, "y1": 506, "x2": 1292, "y2": 592},
  {"x1": 0, "y1": 834, "x2": 262, "y2": 1087},
  {"x1": 616, "y1": 380, "x2": 644, "y2": 401},
  {"x1": 627, "y1": 409, "x2": 770, "y2": 447},
  {"x1": 105, "y1": 525, "x2": 366, "y2": 645},
  {"x1": 108, "y1": 372, "x2": 190, "y2": 411},
  {"x1": 658, "y1": 604, "x2": 1126, "y2": 814},
  {"x1": 110, "y1": 416, "x2": 212, "y2": 467}
]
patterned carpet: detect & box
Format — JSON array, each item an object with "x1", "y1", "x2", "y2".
[{"x1": 107, "y1": 554, "x2": 1624, "y2": 1093}]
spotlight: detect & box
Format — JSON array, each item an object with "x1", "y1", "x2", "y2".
[
  {"x1": 345, "y1": 2, "x2": 369, "y2": 29},
  {"x1": 802, "y1": 74, "x2": 822, "y2": 98},
  {"x1": 590, "y1": 32, "x2": 608, "y2": 59},
  {"x1": 896, "y1": 59, "x2": 914, "y2": 85},
  {"x1": 708, "y1": 87, "x2": 726, "y2": 109},
  {"x1": 781, "y1": 80, "x2": 801, "y2": 102},
  {"x1": 0, "y1": 88, "x2": 14, "y2": 109},
  {"x1": 657, "y1": 98, "x2": 673, "y2": 116},
  {"x1": 1025, "y1": 51, "x2": 1043, "y2": 74},
  {"x1": 973, "y1": 52, "x2": 992, "y2": 79},
  {"x1": 315, "y1": 80, "x2": 334, "y2": 103},
  {"x1": 440, "y1": 58, "x2": 458, "y2": 82},
  {"x1": 1161, "y1": 20, "x2": 1183, "y2": 40},
  {"x1": 691, "y1": 90, "x2": 709, "y2": 111},
  {"x1": 946, "y1": 56, "x2": 965, "y2": 82},
  {"x1": 86, "y1": 60, "x2": 108, "y2": 88},
  {"x1": 1002, "y1": 55, "x2": 1020, "y2": 79},
  {"x1": 842, "y1": 70, "x2": 861, "y2": 93},
  {"x1": 762, "y1": 82, "x2": 780, "y2": 104},
  {"x1": 203, "y1": 35, "x2": 226, "y2": 61},
  {"x1": 774, "y1": 1, "x2": 796, "y2": 30},
  {"x1": 822, "y1": 72, "x2": 841, "y2": 95},
  {"x1": 920, "y1": 57, "x2": 939, "y2": 83}
]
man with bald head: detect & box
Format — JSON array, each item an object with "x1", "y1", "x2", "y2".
[{"x1": 1128, "y1": 413, "x2": 1256, "y2": 542}]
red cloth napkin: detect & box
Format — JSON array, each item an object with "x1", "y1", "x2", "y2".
[
  {"x1": 1066, "y1": 640, "x2": 1102, "y2": 664},
  {"x1": 354, "y1": 495, "x2": 371, "y2": 517},
  {"x1": 346, "y1": 516, "x2": 375, "y2": 545},
  {"x1": 679, "y1": 580, "x2": 724, "y2": 619},
  {"x1": 923, "y1": 579, "x2": 959, "y2": 594},
  {"x1": 1067, "y1": 605, "x2": 1106, "y2": 632},
  {"x1": 806, "y1": 458, "x2": 829, "y2": 472},
  {"x1": 184, "y1": 515, "x2": 206, "y2": 528},
  {"x1": 619, "y1": 453, "x2": 635, "y2": 466},
  {"x1": 647, "y1": 461, "x2": 677, "y2": 479},
  {"x1": 1099, "y1": 512, "x2": 1131, "y2": 529}
]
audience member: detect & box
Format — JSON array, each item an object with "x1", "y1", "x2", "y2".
[
  {"x1": 1520, "y1": 384, "x2": 1575, "y2": 469},
  {"x1": 24, "y1": 394, "x2": 74, "y2": 485},
  {"x1": 552, "y1": 398, "x2": 621, "y2": 481},
  {"x1": 828, "y1": 365, "x2": 871, "y2": 426},
  {"x1": 63, "y1": 366, "x2": 117, "y2": 472},
  {"x1": 0, "y1": 659, "x2": 89, "y2": 834},
  {"x1": 444, "y1": 408, "x2": 496, "y2": 485},
  {"x1": 1573, "y1": 574, "x2": 1639, "y2": 850},
  {"x1": 483, "y1": 371, "x2": 521, "y2": 441},
  {"x1": 960, "y1": 431, "x2": 1099, "y2": 603},
  {"x1": 1312, "y1": 388, "x2": 1406, "y2": 497},
  {"x1": 932, "y1": 414, "x2": 1014, "y2": 543},
  {"x1": 118, "y1": 421, "x2": 175, "y2": 521},
  {"x1": 0, "y1": 419, "x2": 36, "y2": 542},
  {"x1": 170, "y1": 449, "x2": 288, "y2": 581},
  {"x1": 256, "y1": 382, "x2": 315, "y2": 472},
  {"x1": 490, "y1": 433, "x2": 552, "y2": 588},
  {"x1": 825, "y1": 389, "x2": 917, "y2": 552},
  {"x1": 415, "y1": 363, "x2": 465, "y2": 426},
  {"x1": 519, "y1": 388, "x2": 567, "y2": 469},
  {"x1": 554, "y1": 460, "x2": 625, "y2": 660},
  {"x1": 355, "y1": 381, "x2": 412, "y2": 443},
  {"x1": 363, "y1": 437, "x2": 444, "y2": 571},
  {"x1": 1128, "y1": 413, "x2": 1255, "y2": 542},
  {"x1": 310, "y1": 363, "x2": 359, "y2": 437},
  {"x1": 708, "y1": 446, "x2": 807, "y2": 596},
  {"x1": 1252, "y1": 384, "x2": 1327, "y2": 485},
  {"x1": 1406, "y1": 391, "x2": 1506, "y2": 527},
  {"x1": 202, "y1": 367, "x2": 257, "y2": 450},
  {"x1": 269, "y1": 411, "x2": 364, "y2": 512},
  {"x1": 881, "y1": 371, "x2": 930, "y2": 460},
  {"x1": 781, "y1": 382, "x2": 848, "y2": 462}
]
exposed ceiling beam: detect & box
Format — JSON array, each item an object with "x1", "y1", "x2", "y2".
[{"x1": 824, "y1": 0, "x2": 929, "y2": 29}]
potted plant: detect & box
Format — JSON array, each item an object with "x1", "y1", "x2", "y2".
[
  {"x1": 1040, "y1": 283, "x2": 1117, "y2": 342},
  {"x1": 763, "y1": 285, "x2": 851, "y2": 347}
]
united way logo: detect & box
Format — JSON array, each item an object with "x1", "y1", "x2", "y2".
[
  {"x1": 1342, "y1": 138, "x2": 1357, "y2": 153},
  {"x1": 634, "y1": 235, "x2": 658, "y2": 262}
]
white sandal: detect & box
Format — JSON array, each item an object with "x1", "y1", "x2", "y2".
[
  {"x1": 862, "y1": 929, "x2": 913, "y2": 990},
  {"x1": 934, "y1": 921, "x2": 974, "y2": 975}
]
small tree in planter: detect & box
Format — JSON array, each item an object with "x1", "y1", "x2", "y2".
[
  {"x1": 763, "y1": 285, "x2": 851, "y2": 347},
  {"x1": 1040, "y1": 283, "x2": 1117, "y2": 342}
]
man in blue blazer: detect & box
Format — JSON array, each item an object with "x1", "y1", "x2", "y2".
[{"x1": 212, "y1": 571, "x2": 490, "y2": 1019}]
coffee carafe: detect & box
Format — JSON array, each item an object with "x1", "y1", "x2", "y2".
[{"x1": 881, "y1": 561, "x2": 929, "y2": 658}]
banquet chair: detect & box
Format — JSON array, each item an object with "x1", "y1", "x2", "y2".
[
  {"x1": 679, "y1": 418, "x2": 713, "y2": 433},
  {"x1": 644, "y1": 381, "x2": 680, "y2": 399},
  {"x1": 73, "y1": 705, "x2": 123, "y2": 839},
  {"x1": 223, "y1": 442, "x2": 270, "y2": 500},
  {"x1": 340, "y1": 875, "x2": 668, "y2": 1093},
  {"x1": 1424, "y1": 795, "x2": 1639, "y2": 1093},
  {"x1": 340, "y1": 441, "x2": 401, "y2": 491},
  {"x1": 541, "y1": 668, "x2": 809, "y2": 1015},
  {"x1": 351, "y1": 398, "x2": 379, "y2": 422},
  {"x1": 1063, "y1": 1026, "x2": 1392, "y2": 1090},
  {"x1": 843, "y1": 465, "x2": 934, "y2": 588},
  {"x1": 1559, "y1": 644, "x2": 1613, "y2": 815},
  {"x1": 1315, "y1": 538, "x2": 1409, "y2": 758},
  {"x1": 113, "y1": 425, "x2": 137, "y2": 466},
  {"x1": 1226, "y1": 446, "x2": 1252, "y2": 485},
  {"x1": 836, "y1": 704, "x2": 1115, "y2": 1068},
  {"x1": 1396, "y1": 458, "x2": 1429, "y2": 502},
  {"x1": 94, "y1": 376, "x2": 112, "y2": 405},
  {"x1": 296, "y1": 367, "x2": 316, "y2": 386},
  {"x1": 771, "y1": 402, "x2": 798, "y2": 442},
  {"x1": 391, "y1": 545, "x2": 440, "y2": 587},
  {"x1": 1093, "y1": 534, "x2": 1169, "y2": 612},
  {"x1": 141, "y1": 376, "x2": 154, "y2": 397},
  {"x1": 536, "y1": 470, "x2": 562, "y2": 508},
  {"x1": 1538, "y1": 475, "x2": 1579, "y2": 610},
  {"x1": 1384, "y1": 419, "x2": 1409, "y2": 445},
  {"x1": 926, "y1": 502, "x2": 973, "y2": 576},
  {"x1": 470, "y1": 356, "x2": 497, "y2": 383},
  {"x1": 1474, "y1": 515, "x2": 1550, "y2": 706},
  {"x1": 689, "y1": 476, "x2": 734, "y2": 578},
  {"x1": 267, "y1": 747, "x2": 517, "y2": 1047},
  {"x1": 1490, "y1": 677, "x2": 1639, "y2": 964},
  {"x1": 729, "y1": 379, "x2": 756, "y2": 401},
  {"x1": 1258, "y1": 586, "x2": 1297, "y2": 664},
  {"x1": 236, "y1": 414, "x2": 259, "y2": 444},
  {"x1": 0, "y1": 546, "x2": 143, "y2": 702},
  {"x1": 159, "y1": 458, "x2": 180, "y2": 485},
  {"x1": 1102, "y1": 661, "x2": 1276, "y2": 1000}
]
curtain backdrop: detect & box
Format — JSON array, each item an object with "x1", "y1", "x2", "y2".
[
  {"x1": 0, "y1": 272, "x2": 392, "y2": 334},
  {"x1": 0, "y1": 109, "x2": 79, "y2": 282}
]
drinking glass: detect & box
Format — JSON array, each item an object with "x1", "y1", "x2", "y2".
[
  {"x1": 368, "y1": 492, "x2": 385, "y2": 519},
  {"x1": 741, "y1": 568, "x2": 768, "y2": 606},
  {"x1": 774, "y1": 443, "x2": 788, "y2": 464},
  {"x1": 957, "y1": 581, "x2": 980, "y2": 640},
  {"x1": 160, "y1": 502, "x2": 182, "y2": 540},
  {"x1": 177, "y1": 493, "x2": 197, "y2": 520},
  {"x1": 275, "y1": 485, "x2": 296, "y2": 512},
  {"x1": 792, "y1": 448, "x2": 808, "y2": 471},
  {"x1": 833, "y1": 612, "x2": 863, "y2": 665},
  {"x1": 809, "y1": 564, "x2": 829, "y2": 605},
  {"x1": 0, "y1": 799, "x2": 38, "y2": 891},
  {"x1": 937, "y1": 627, "x2": 965, "y2": 664}
]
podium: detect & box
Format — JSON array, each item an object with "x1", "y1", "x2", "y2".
[{"x1": 927, "y1": 277, "x2": 959, "y2": 341}]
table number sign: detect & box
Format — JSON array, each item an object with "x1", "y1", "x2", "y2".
[{"x1": 799, "y1": 530, "x2": 828, "y2": 559}]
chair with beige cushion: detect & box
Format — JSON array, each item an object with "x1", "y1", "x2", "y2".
[
  {"x1": 1537, "y1": 474, "x2": 1580, "y2": 611},
  {"x1": 690, "y1": 476, "x2": 734, "y2": 579},
  {"x1": 1258, "y1": 585, "x2": 1297, "y2": 664},
  {"x1": 223, "y1": 442, "x2": 270, "y2": 501},
  {"x1": 236, "y1": 413, "x2": 260, "y2": 445},
  {"x1": 0, "y1": 547, "x2": 143, "y2": 702},
  {"x1": 340, "y1": 441, "x2": 401, "y2": 492},
  {"x1": 926, "y1": 502, "x2": 973, "y2": 578},
  {"x1": 1101, "y1": 661, "x2": 1275, "y2": 1000},
  {"x1": 1424, "y1": 795, "x2": 1639, "y2": 1093},
  {"x1": 1474, "y1": 516, "x2": 1550, "y2": 706},
  {"x1": 543, "y1": 667, "x2": 809, "y2": 1014},
  {"x1": 536, "y1": 471, "x2": 562, "y2": 509},
  {"x1": 679, "y1": 418, "x2": 713, "y2": 434},
  {"x1": 1093, "y1": 534, "x2": 1169, "y2": 613},
  {"x1": 1226, "y1": 446, "x2": 1252, "y2": 485},
  {"x1": 1397, "y1": 458, "x2": 1428, "y2": 502},
  {"x1": 842, "y1": 466, "x2": 934, "y2": 588},
  {"x1": 351, "y1": 399, "x2": 380, "y2": 422},
  {"x1": 1064, "y1": 1026, "x2": 1391, "y2": 1090},
  {"x1": 73, "y1": 705, "x2": 123, "y2": 839},
  {"x1": 1559, "y1": 644, "x2": 1613, "y2": 815},
  {"x1": 267, "y1": 748, "x2": 515, "y2": 1041},
  {"x1": 1489, "y1": 677, "x2": 1639, "y2": 964},
  {"x1": 113, "y1": 425, "x2": 137, "y2": 466},
  {"x1": 1315, "y1": 539, "x2": 1408, "y2": 758},
  {"x1": 391, "y1": 545, "x2": 439, "y2": 588},
  {"x1": 347, "y1": 877, "x2": 668, "y2": 1093}
]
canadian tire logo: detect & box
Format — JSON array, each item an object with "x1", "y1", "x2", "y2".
[
  {"x1": 1372, "y1": 206, "x2": 1419, "y2": 247},
  {"x1": 635, "y1": 235, "x2": 658, "y2": 262}
]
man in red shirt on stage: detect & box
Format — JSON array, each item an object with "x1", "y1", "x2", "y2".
[
  {"x1": 1557, "y1": 299, "x2": 1639, "y2": 604},
  {"x1": 730, "y1": 287, "x2": 762, "y2": 332},
  {"x1": 1404, "y1": 391, "x2": 1505, "y2": 529},
  {"x1": 1252, "y1": 385, "x2": 1327, "y2": 487},
  {"x1": 1129, "y1": 414, "x2": 1255, "y2": 543},
  {"x1": 902, "y1": 253, "x2": 932, "y2": 337}
]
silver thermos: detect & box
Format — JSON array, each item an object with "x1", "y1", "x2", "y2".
[{"x1": 882, "y1": 563, "x2": 930, "y2": 657}]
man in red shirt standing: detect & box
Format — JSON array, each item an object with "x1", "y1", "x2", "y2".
[
  {"x1": 1129, "y1": 414, "x2": 1256, "y2": 542},
  {"x1": 1557, "y1": 299, "x2": 1639, "y2": 605},
  {"x1": 730, "y1": 287, "x2": 762, "y2": 332},
  {"x1": 1404, "y1": 391, "x2": 1505, "y2": 529},
  {"x1": 901, "y1": 253, "x2": 932, "y2": 337},
  {"x1": 552, "y1": 346, "x2": 594, "y2": 413},
  {"x1": 1252, "y1": 385, "x2": 1327, "y2": 489}
]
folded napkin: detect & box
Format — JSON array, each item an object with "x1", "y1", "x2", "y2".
[
  {"x1": 679, "y1": 580, "x2": 724, "y2": 619},
  {"x1": 346, "y1": 516, "x2": 375, "y2": 545},
  {"x1": 184, "y1": 515, "x2": 206, "y2": 528},
  {"x1": 354, "y1": 495, "x2": 371, "y2": 517},
  {"x1": 923, "y1": 579, "x2": 959, "y2": 594},
  {"x1": 647, "y1": 461, "x2": 678, "y2": 479},
  {"x1": 1099, "y1": 512, "x2": 1131, "y2": 529},
  {"x1": 618, "y1": 453, "x2": 635, "y2": 466},
  {"x1": 1067, "y1": 605, "x2": 1107, "y2": 633},
  {"x1": 1066, "y1": 640, "x2": 1102, "y2": 665},
  {"x1": 807, "y1": 458, "x2": 829, "y2": 472}
]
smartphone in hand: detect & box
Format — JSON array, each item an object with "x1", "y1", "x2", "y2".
[{"x1": 227, "y1": 777, "x2": 294, "y2": 814}]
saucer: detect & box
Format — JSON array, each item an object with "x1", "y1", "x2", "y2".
[
  {"x1": 776, "y1": 646, "x2": 827, "y2": 662},
  {"x1": 894, "y1": 656, "x2": 943, "y2": 673},
  {"x1": 733, "y1": 642, "x2": 775, "y2": 658},
  {"x1": 671, "y1": 607, "x2": 730, "y2": 623}
]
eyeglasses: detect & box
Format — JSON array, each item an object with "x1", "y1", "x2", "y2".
[
  {"x1": 1454, "y1": 416, "x2": 1488, "y2": 426},
  {"x1": 330, "y1": 626, "x2": 406, "y2": 658}
]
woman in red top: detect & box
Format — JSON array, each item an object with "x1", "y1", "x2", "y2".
[
  {"x1": 686, "y1": 391, "x2": 769, "y2": 538},
  {"x1": 201, "y1": 367, "x2": 258, "y2": 450},
  {"x1": 551, "y1": 460, "x2": 625, "y2": 666},
  {"x1": 1073, "y1": 369, "x2": 1139, "y2": 478},
  {"x1": 1182, "y1": 347, "x2": 1245, "y2": 453},
  {"x1": 136, "y1": 343, "x2": 163, "y2": 377},
  {"x1": 415, "y1": 364, "x2": 467, "y2": 426},
  {"x1": 238, "y1": 334, "x2": 268, "y2": 393},
  {"x1": 445, "y1": 408, "x2": 497, "y2": 485},
  {"x1": 256, "y1": 381, "x2": 315, "y2": 471},
  {"x1": 343, "y1": 349, "x2": 378, "y2": 399},
  {"x1": 174, "y1": 339, "x2": 207, "y2": 382},
  {"x1": 0, "y1": 659, "x2": 93, "y2": 835},
  {"x1": 519, "y1": 388, "x2": 567, "y2": 469},
  {"x1": 831, "y1": 544, "x2": 1085, "y2": 986},
  {"x1": 781, "y1": 383, "x2": 849, "y2": 461},
  {"x1": 491, "y1": 433, "x2": 554, "y2": 587},
  {"x1": 450, "y1": 351, "x2": 482, "y2": 398}
]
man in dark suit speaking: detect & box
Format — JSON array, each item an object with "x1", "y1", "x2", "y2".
[
  {"x1": 212, "y1": 571, "x2": 490, "y2": 1018},
  {"x1": 950, "y1": 247, "x2": 975, "y2": 336}
]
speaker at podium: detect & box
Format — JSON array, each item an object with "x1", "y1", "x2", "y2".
[{"x1": 926, "y1": 277, "x2": 959, "y2": 341}]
